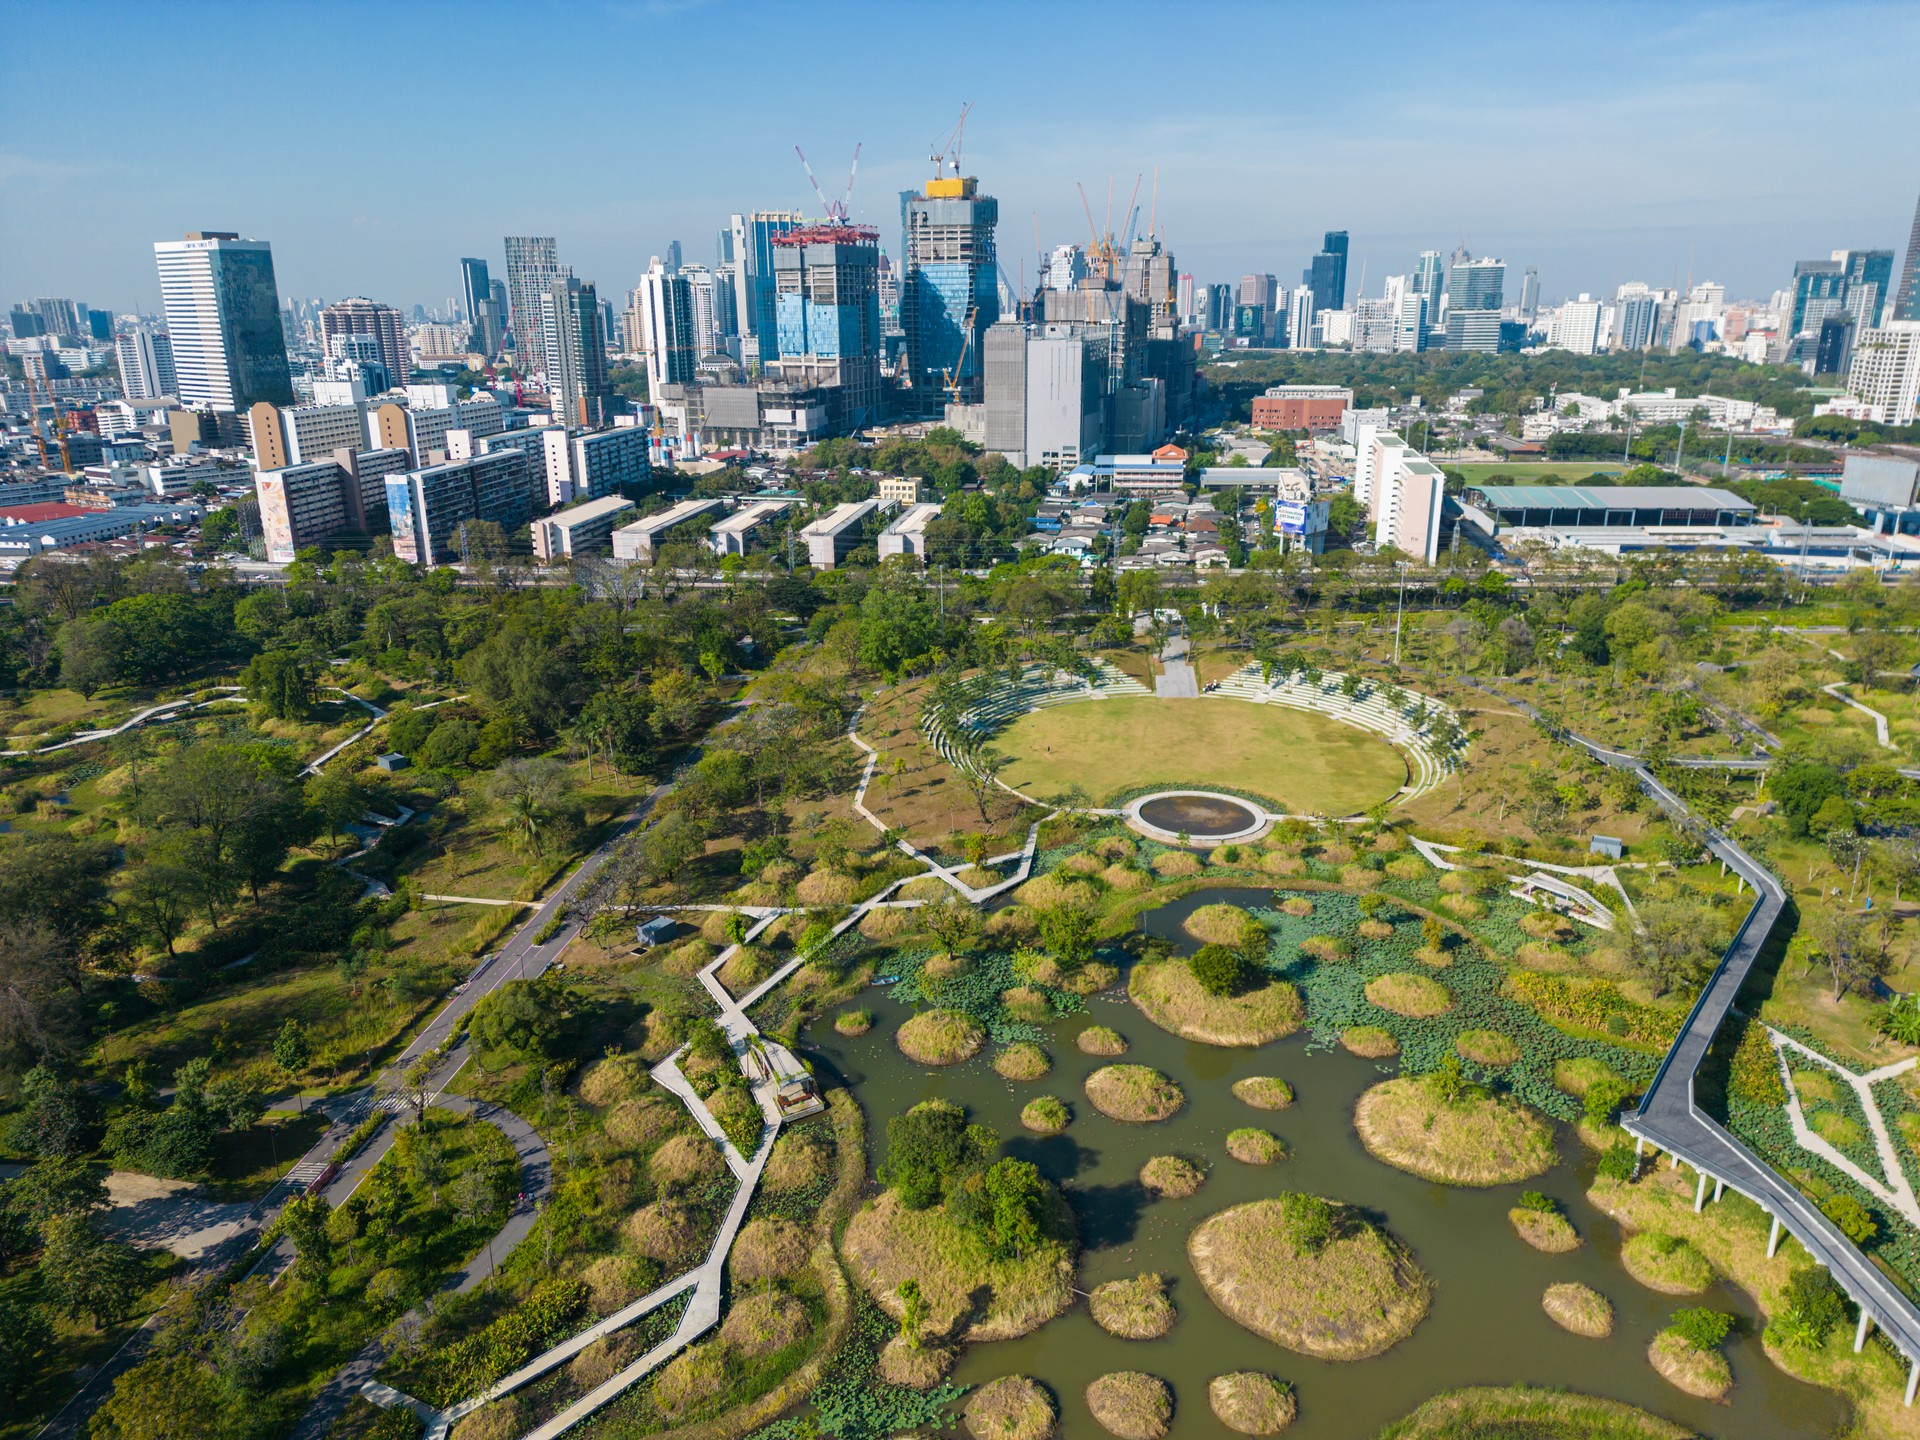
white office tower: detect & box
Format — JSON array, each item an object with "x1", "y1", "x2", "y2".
[
  {"x1": 1287, "y1": 285, "x2": 1315, "y2": 349},
  {"x1": 1395, "y1": 293, "x2": 1429, "y2": 353},
  {"x1": 1047, "y1": 244, "x2": 1087, "y2": 292},
  {"x1": 1844, "y1": 322, "x2": 1920, "y2": 425},
  {"x1": 638, "y1": 259, "x2": 698, "y2": 402},
  {"x1": 153, "y1": 232, "x2": 293, "y2": 411},
  {"x1": 115, "y1": 330, "x2": 177, "y2": 400},
  {"x1": 1547, "y1": 295, "x2": 1605, "y2": 355}
]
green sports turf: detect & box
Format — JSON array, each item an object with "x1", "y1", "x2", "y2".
[{"x1": 991, "y1": 695, "x2": 1407, "y2": 814}]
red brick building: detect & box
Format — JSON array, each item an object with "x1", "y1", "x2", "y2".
[{"x1": 1251, "y1": 384, "x2": 1353, "y2": 432}]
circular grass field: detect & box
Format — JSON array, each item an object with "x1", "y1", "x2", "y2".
[{"x1": 991, "y1": 696, "x2": 1407, "y2": 813}]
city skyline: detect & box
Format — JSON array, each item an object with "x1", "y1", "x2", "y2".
[{"x1": 4, "y1": 0, "x2": 1919, "y2": 313}]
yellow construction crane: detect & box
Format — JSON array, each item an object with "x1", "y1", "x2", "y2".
[{"x1": 941, "y1": 305, "x2": 979, "y2": 403}]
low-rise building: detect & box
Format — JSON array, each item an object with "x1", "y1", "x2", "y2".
[
  {"x1": 0, "y1": 501, "x2": 202, "y2": 557},
  {"x1": 877, "y1": 476, "x2": 923, "y2": 506},
  {"x1": 611, "y1": 497, "x2": 725, "y2": 562},
  {"x1": 1250, "y1": 385, "x2": 1353, "y2": 431},
  {"x1": 533, "y1": 495, "x2": 638, "y2": 561},
  {"x1": 708, "y1": 498, "x2": 794, "y2": 556},
  {"x1": 878, "y1": 502, "x2": 943, "y2": 563},
  {"x1": 799, "y1": 498, "x2": 884, "y2": 569}
]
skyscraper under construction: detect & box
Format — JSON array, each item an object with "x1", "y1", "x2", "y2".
[{"x1": 903, "y1": 174, "x2": 998, "y2": 407}]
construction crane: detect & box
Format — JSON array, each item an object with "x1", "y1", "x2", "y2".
[
  {"x1": 926, "y1": 103, "x2": 972, "y2": 180},
  {"x1": 794, "y1": 142, "x2": 861, "y2": 222},
  {"x1": 941, "y1": 305, "x2": 979, "y2": 403}
]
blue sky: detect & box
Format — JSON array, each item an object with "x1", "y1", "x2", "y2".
[{"x1": 4, "y1": 0, "x2": 1917, "y2": 315}]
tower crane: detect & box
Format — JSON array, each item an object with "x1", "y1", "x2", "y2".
[
  {"x1": 794, "y1": 142, "x2": 861, "y2": 222},
  {"x1": 926, "y1": 103, "x2": 973, "y2": 180}
]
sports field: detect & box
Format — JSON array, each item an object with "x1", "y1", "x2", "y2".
[
  {"x1": 992, "y1": 695, "x2": 1408, "y2": 813},
  {"x1": 1445, "y1": 462, "x2": 1627, "y2": 485}
]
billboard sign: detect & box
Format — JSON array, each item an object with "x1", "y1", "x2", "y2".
[{"x1": 1840, "y1": 454, "x2": 1920, "y2": 509}]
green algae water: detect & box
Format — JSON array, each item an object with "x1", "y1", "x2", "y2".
[{"x1": 800, "y1": 887, "x2": 1850, "y2": 1440}]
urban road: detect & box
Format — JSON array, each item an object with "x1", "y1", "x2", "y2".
[
  {"x1": 1470, "y1": 680, "x2": 1920, "y2": 1399},
  {"x1": 35, "y1": 717, "x2": 718, "y2": 1439}
]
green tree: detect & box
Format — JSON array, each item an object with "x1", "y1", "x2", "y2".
[
  {"x1": 897, "y1": 1279, "x2": 928, "y2": 1350},
  {"x1": 279, "y1": 1192, "x2": 333, "y2": 1282},
  {"x1": 922, "y1": 897, "x2": 982, "y2": 962},
  {"x1": 38, "y1": 1212, "x2": 138, "y2": 1327},
  {"x1": 1190, "y1": 943, "x2": 1254, "y2": 997},
  {"x1": 9, "y1": 1152, "x2": 108, "y2": 1224},
  {"x1": 0, "y1": 1295, "x2": 52, "y2": 1422},
  {"x1": 974, "y1": 1157, "x2": 1047, "y2": 1259},
  {"x1": 880, "y1": 1099, "x2": 996, "y2": 1209},
  {"x1": 241, "y1": 649, "x2": 318, "y2": 720},
  {"x1": 1036, "y1": 903, "x2": 1097, "y2": 971},
  {"x1": 273, "y1": 1018, "x2": 312, "y2": 1093},
  {"x1": 0, "y1": 918, "x2": 80, "y2": 1072},
  {"x1": 8, "y1": 1063, "x2": 98, "y2": 1157},
  {"x1": 89, "y1": 1351, "x2": 225, "y2": 1440},
  {"x1": 121, "y1": 859, "x2": 197, "y2": 957},
  {"x1": 484, "y1": 758, "x2": 577, "y2": 855},
  {"x1": 305, "y1": 767, "x2": 367, "y2": 849},
  {"x1": 468, "y1": 974, "x2": 573, "y2": 1069}
]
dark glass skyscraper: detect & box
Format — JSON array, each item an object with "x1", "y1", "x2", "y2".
[
  {"x1": 461, "y1": 257, "x2": 503, "y2": 355},
  {"x1": 1306, "y1": 230, "x2": 1349, "y2": 314},
  {"x1": 153, "y1": 231, "x2": 293, "y2": 411},
  {"x1": 903, "y1": 175, "x2": 999, "y2": 406},
  {"x1": 1897, "y1": 189, "x2": 1920, "y2": 322}
]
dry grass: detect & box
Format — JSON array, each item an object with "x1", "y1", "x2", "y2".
[
  {"x1": 1455, "y1": 1029, "x2": 1520, "y2": 1066},
  {"x1": 1208, "y1": 1373, "x2": 1295, "y2": 1435},
  {"x1": 1186, "y1": 903, "x2": 1259, "y2": 946},
  {"x1": 965, "y1": 1376, "x2": 1057, "y2": 1440},
  {"x1": 763, "y1": 1129, "x2": 829, "y2": 1193},
  {"x1": 878, "y1": 1336, "x2": 955, "y2": 1390},
  {"x1": 1621, "y1": 1233, "x2": 1713, "y2": 1294},
  {"x1": 841, "y1": 1189, "x2": 1076, "y2": 1342},
  {"x1": 605, "y1": 1097, "x2": 683, "y2": 1149},
  {"x1": 796, "y1": 868, "x2": 859, "y2": 905},
  {"x1": 1364, "y1": 972, "x2": 1453, "y2": 1018},
  {"x1": 1510, "y1": 1208, "x2": 1581, "y2": 1253},
  {"x1": 626, "y1": 1200, "x2": 701, "y2": 1262},
  {"x1": 1078, "y1": 1025, "x2": 1128, "y2": 1056},
  {"x1": 1129, "y1": 959, "x2": 1302, "y2": 1047},
  {"x1": 1553, "y1": 1057, "x2": 1621, "y2": 1098},
  {"x1": 1542, "y1": 1283, "x2": 1614, "y2": 1338},
  {"x1": 1021, "y1": 1096, "x2": 1071, "y2": 1134},
  {"x1": 729, "y1": 1217, "x2": 811, "y2": 1284},
  {"x1": 995, "y1": 1042, "x2": 1052, "y2": 1080},
  {"x1": 859, "y1": 906, "x2": 915, "y2": 941},
  {"x1": 450, "y1": 1398, "x2": 530, "y2": 1440},
  {"x1": 1258, "y1": 852, "x2": 1304, "y2": 877},
  {"x1": 1354, "y1": 1077, "x2": 1555, "y2": 1186},
  {"x1": 1227, "y1": 1128, "x2": 1286, "y2": 1165},
  {"x1": 1102, "y1": 864, "x2": 1152, "y2": 892},
  {"x1": 1231, "y1": 1076, "x2": 1293, "y2": 1110},
  {"x1": 1376, "y1": 1387, "x2": 1693, "y2": 1439},
  {"x1": 1340, "y1": 1027, "x2": 1399, "y2": 1059},
  {"x1": 568, "y1": 1331, "x2": 639, "y2": 1390},
  {"x1": 1152, "y1": 851, "x2": 1204, "y2": 878},
  {"x1": 1139, "y1": 1155, "x2": 1205, "y2": 1198},
  {"x1": 1189, "y1": 1197, "x2": 1431, "y2": 1361},
  {"x1": 1085, "y1": 1371, "x2": 1172, "y2": 1440},
  {"x1": 1089, "y1": 1274, "x2": 1175, "y2": 1340},
  {"x1": 1000, "y1": 985, "x2": 1053, "y2": 1024},
  {"x1": 1648, "y1": 1331, "x2": 1732, "y2": 1400},
  {"x1": 651, "y1": 1133, "x2": 725, "y2": 1191},
  {"x1": 1014, "y1": 873, "x2": 1100, "y2": 911},
  {"x1": 896, "y1": 1007, "x2": 987, "y2": 1065},
  {"x1": 583, "y1": 1254, "x2": 640, "y2": 1316},
  {"x1": 578, "y1": 1053, "x2": 648, "y2": 1107},
  {"x1": 651, "y1": 1337, "x2": 728, "y2": 1419},
  {"x1": 721, "y1": 1288, "x2": 811, "y2": 1358},
  {"x1": 834, "y1": 1008, "x2": 874, "y2": 1036},
  {"x1": 717, "y1": 947, "x2": 770, "y2": 996},
  {"x1": 1085, "y1": 1064, "x2": 1185, "y2": 1123}
]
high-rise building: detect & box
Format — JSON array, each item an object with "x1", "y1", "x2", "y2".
[
  {"x1": 115, "y1": 330, "x2": 176, "y2": 400},
  {"x1": 1306, "y1": 231, "x2": 1349, "y2": 315},
  {"x1": 1357, "y1": 430, "x2": 1445, "y2": 563},
  {"x1": 461, "y1": 258, "x2": 504, "y2": 355},
  {"x1": 1614, "y1": 284, "x2": 1662, "y2": 351},
  {"x1": 637, "y1": 259, "x2": 698, "y2": 401},
  {"x1": 1121, "y1": 236, "x2": 1178, "y2": 328},
  {"x1": 1843, "y1": 322, "x2": 1920, "y2": 425},
  {"x1": 319, "y1": 297, "x2": 408, "y2": 393},
  {"x1": 1395, "y1": 292, "x2": 1429, "y2": 353},
  {"x1": 502, "y1": 236, "x2": 560, "y2": 366},
  {"x1": 902, "y1": 173, "x2": 999, "y2": 406},
  {"x1": 386, "y1": 450, "x2": 536, "y2": 566},
  {"x1": 1411, "y1": 251, "x2": 1443, "y2": 319},
  {"x1": 980, "y1": 320, "x2": 1109, "y2": 469},
  {"x1": 1816, "y1": 316, "x2": 1856, "y2": 376},
  {"x1": 1176, "y1": 273, "x2": 1198, "y2": 327},
  {"x1": 153, "y1": 231, "x2": 294, "y2": 412},
  {"x1": 1519, "y1": 268, "x2": 1541, "y2": 323},
  {"x1": 666, "y1": 240, "x2": 683, "y2": 273},
  {"x1": 1547, "y1": 295, "x2": 1605, "y2": 355},
  {"x1": 1896, "y1": 189, "x2": 1920, "y2": 323},
  {"x1": 770, "y1": 224, "x2": 882, "y2": 427},
  {"x1": 1207, "y1": 283, "x2": 1234, "y2": 331},
  {"x1": 541, "y1": 277, "x2": 613, "y2": 427},
  {"x1": 1287, "y1": 285, "x2": 1316, "y2": 350},
  {"x1": 728, "y1": 211, "x2": 803, "y2": 366},
  {"x1": 1442, "y1": 257, "x2": 1505, "y2": 352}
]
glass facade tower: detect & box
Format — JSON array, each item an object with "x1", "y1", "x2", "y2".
[{"x1": 903, "y1": 176, "x2": 999, "y2": 405}]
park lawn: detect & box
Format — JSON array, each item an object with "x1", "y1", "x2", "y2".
[
  {"x1": 851, "y1": 680, "x2": 1028, "y2": 848},
  {"x1": 204, "y1": 1108, "x2": 331, "y2": 1200},
  {"x1": 992, "y1": 694, "x2": 1407, "y2": 813},
  {"x1": 1444, "y1": 462, "x2": 1629, "y2": 485},
  {"x1": 93, "y1": 955, "x2": 463, "y2": 1094}
]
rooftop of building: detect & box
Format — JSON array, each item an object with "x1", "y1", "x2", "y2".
[
  {"x1": 800, "y1": 499, "x2": 881, "y2": 536},
  {"x1": 615, "y1": 497, "x2": 724, "y2": 535},
  {"x1": 882, "y1": 502, "x2": 943, "y2": 536},
  {"x1": 0, "y1": 502, "x2": 94, "y2": 524},
  {"x1": 1472, "y1": 484, "x2": 1754, "y2": 512},
  {"x1": 710, "y1": 498, "x2": 795, "y2": 534},
  {"x1": 543, "y1": 495, "x2": 636, "y2": 528}
]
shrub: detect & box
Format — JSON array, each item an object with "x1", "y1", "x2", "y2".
[
  {"x1": 1583, "y1": 1078, "x2": 1631, "y2": 1126},
  {"x1": 1667, "y1": 1307, "x2": 1734, "y2": 1350},
  {"x1": 1768, "y1": 1268, "x2": 1849, "y2": 1350},
  {"x1": 1821, "y1": 1192, "x2": 1877, "y2": 1243},
  {"x1": 1516, "y1": 1191, "x2": 1555, "y2": 1214},
  {"x1": 1596, "y1": 1143, "x2": 1638, "y2": 1181},
  {"x1": 1190, "y1": 944, "x2": 1254, "y2": 997}
]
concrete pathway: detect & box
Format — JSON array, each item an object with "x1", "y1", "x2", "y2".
[
  {"x1": 1824, "y1": 681, "x2": 1897, "y2": 750},
  {"x1": 1154, "y1": 634, "x2": 1199, "y2": 698},
  {"x1": 0, "y1": 687, "x2": 247, "y2": 758},
  {"x1": 1770, "y1": 1029, "x2": 1920, "y2": 1227}
]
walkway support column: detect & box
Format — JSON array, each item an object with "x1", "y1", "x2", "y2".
[
  {"x1": 1635, "y1": 1136, "x2": 1645, "y2": 1156},
  {"x1": 1907, "y1": 1359, "x2": 1918, "y2": 1408},
  {"x1": 1768, "y1": 1216, "x2": 1782, "y2": 1257},
  {"x1": 1713, "y1": 1178, "x2": 1724, "y2": 1203},
  {"x1": 1857, "y1": 1310, "x2": 1873, "y2": 1353},
  {"x1": 1694, "y1": 1169, "x2": 1709, "y2": 1213}
]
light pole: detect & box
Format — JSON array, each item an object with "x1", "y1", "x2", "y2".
[{"x1": 1393, "y1": 562, "x2": 1409, "y2": 666}]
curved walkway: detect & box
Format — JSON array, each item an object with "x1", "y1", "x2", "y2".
[{"x1": 1472, "y1": 679, "x2": 1920, "y2": 1398}]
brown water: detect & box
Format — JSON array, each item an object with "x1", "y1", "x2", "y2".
[{"x1": 802, "y1": 887, "x2": 1852, "y2": 1440}]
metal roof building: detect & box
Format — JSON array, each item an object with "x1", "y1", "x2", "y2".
[{"x1": 1467, "y1": 485, "x2": 1755, "y2": 529}]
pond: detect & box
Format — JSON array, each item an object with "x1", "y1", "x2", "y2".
[
  {"x1": 1135, "y1": 794, "x2": 1263, "y2": 842},
  {"x1": 801, "y1": 886, "x2": 1850, "y2": 1440}
]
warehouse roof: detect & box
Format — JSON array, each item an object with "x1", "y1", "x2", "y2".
[{"x1": 1472, "y1": 485, "x2": 1754, "y2": 512}]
